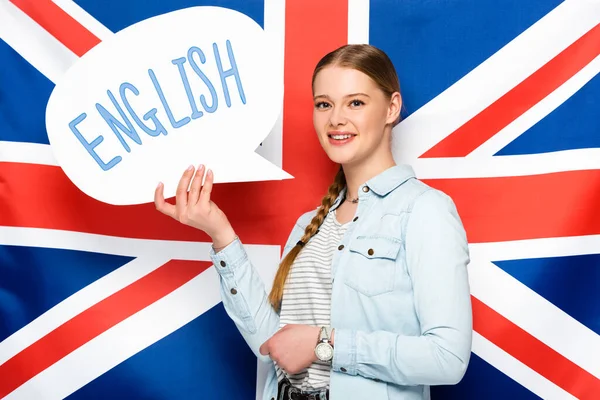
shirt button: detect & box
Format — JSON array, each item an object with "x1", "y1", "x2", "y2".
[
  {"x1": 340, "y1": 367, "x2": 347, "y2": 372},
  {"x1": 220, "y1": 260, "x2": 226, "y2": 267},
  {"x1": 362, "y1": 186, "x2": 370, "y2": 193},
  {"x1": 338, "y1": 244, "x2": 345, "y2": 250},
  {"x1": 230, "y1": 288, "x2": 238, "y2": 295},
  {"x1": 353, "y1": 216, "x2": 358, "y2": 222},
  {"x1": 368, "y1": 248, "x2": 374, "y2": 256}
]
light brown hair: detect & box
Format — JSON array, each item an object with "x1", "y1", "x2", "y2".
[{"x1": 267, "y1": 44, "x2": 402, "y2": 312}]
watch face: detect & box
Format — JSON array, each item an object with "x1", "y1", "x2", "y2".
[{"x1": 315, "y1": 342, "x2": 333, "y2": 361}]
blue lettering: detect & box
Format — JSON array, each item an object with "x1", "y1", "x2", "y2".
[
  {"x1": 213, "y1": 40, "x2": 246, "y2": 108},
  {"x1": 69, "y1": 113, "x2": 121, "y2": 171},
  {"x1": 148, "y1": 68, "x2": 191, "y2": 129},
  {"x1": 187, "y1": 46, "x2": 218, "y2": 113},
  {"x1": 172, "y1": 56, "x2": 203, "y2": 119},
  {"x1": 120, "y1": 82, "x2": 168, "y2": 137},
  {"x1": 96, "y1": 90, "x2": 142, "y2": 153}
]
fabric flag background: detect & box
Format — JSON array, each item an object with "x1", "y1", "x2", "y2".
[{"x1": 1, "y1": 0, "x2": 599, "y2": 399}]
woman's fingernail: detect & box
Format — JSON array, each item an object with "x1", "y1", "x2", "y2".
[
  {"x1": 198, "y1": 164, "x2": 204, "y2": 170},
  {"x1": 187, "y1": 165, "x2": 194, "y2": 171},
  {"x1": 157, "y1": 182, "x2": 163, "y2": 189}
]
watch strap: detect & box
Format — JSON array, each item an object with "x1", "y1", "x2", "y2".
[{"x1": 319, "y1": 326, "x2": 333, "y2": 343}]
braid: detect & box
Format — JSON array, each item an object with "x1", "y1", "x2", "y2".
[{"x1": 268, "y1": 167, "x2": 347, "y2": 312}]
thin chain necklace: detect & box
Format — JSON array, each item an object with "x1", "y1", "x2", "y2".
[{"x1": 345, "y1": 194, "x2": 359, "y2": 204}]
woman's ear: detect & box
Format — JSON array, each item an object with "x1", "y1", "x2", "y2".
[{"x1": 386, "y1": 92, "x2": 402, "y2": 126}]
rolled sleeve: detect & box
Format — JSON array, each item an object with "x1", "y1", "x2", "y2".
[
  {"x1": 332, "y1": 328, "x2": 357, "y2": 375},
  {"x1": 209, "y1": 236, "x2": 248, "y2": 276}
]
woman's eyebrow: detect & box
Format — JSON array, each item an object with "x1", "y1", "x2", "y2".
[{"x1": 313, "y1": 93, "x2": 370, "y2": 100}]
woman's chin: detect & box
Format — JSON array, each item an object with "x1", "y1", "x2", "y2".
[{"x1": 323, "y1": 148, "x2": 356, "y2": 165}]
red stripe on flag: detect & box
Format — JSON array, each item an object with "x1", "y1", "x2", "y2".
[
  {"x1": 3, "y1": 163, "x2": 599, "y2": 244},
  {"x1": 0, "y1": 260, "x2": 211, "y2": 398},
  {"x1": 424, "y1": 169, "x2": 600, "y2": 243},
  {"x1": 473, "y1": 296, "x2": 600, "y2": 399},
  {"x1": 422, "y1": 23, "x2": 600, "y2": 158},
  {"x1": 8, "y1": 0, "x2": 101, "y2": 57}
]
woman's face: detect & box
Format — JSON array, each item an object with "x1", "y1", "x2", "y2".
[{"x1": 312, "y1": 66, "x2": 400, "y2": 167}]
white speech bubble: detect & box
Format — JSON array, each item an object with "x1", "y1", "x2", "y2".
[{"x1": 45, "y1": 6, "x2": 292, "y2": 206}]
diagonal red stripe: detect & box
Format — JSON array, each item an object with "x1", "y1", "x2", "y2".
[
  {"x1": 473, "y1": 296, "x2": 600, "y2": 399},
  {"x1": 0, "y1": 260, "x2": 211, "y2": 398},
  {"x1": 8, "y1": 0, "x2": 101, "y2": 57},
  {"x1": 422, "y1": 23, "x2": 600, "y2": 158}
]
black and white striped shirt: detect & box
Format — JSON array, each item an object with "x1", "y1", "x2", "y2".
[{"x1": 276, "y1": 210, "x2": 350, "y2": 391}]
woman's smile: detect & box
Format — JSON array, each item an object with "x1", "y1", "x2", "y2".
[{"x1": 327, "y1": 130, "x2": 357, "y2": 146}]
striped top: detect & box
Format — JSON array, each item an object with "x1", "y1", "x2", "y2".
[{"x1": 276, "y1": 210, "x2": 350, "y2": 391}]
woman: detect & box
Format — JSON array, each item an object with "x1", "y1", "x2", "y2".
[{"x1": 155, "y1": 44, "x2": 472, "y2": 400}]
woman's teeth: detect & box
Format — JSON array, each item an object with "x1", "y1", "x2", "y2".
[{"x1": 331, "y1": 134, "x2": 353, "y2": 140}]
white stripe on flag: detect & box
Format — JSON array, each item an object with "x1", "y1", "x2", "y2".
[
  {"x1": 469, "y1": 235, "x2": 600, "y2": 261},
  {"x1": 411, "y1": 148, "x2": 600, "y2": 179},
  {"x1": 0, "y1": 227, "x2": 281, "y2": 368},
  {"x1": 472, "y1": 332, "x2": 577, "y2": 400},
  {"x1": 0, "y1": 142, "x2": 58, "y2": 166},
  {"x1": 0, "y1": 256, "x2": 169, "y2": 365},
  {"x1": 348, "y1": 0, "x2": 369, "y2": 44},
  {"x1": 468, "y1": 257, "x2": 600, "y2": 380},
  {"x1": 4, "y1": 267, "x2": 225, "y2": 400},
  {"x1": 0, "y1": 0, "x2": 77, "y2": 84},
  {"x1": 0, "y1": 226, "x2": 215, "y2": 259},
  {"x1": 470, "y1": 54, "x2": 600, "y2": 157},
  {"x1": 392, "y1": 0, "x2": 600, "y2": 163}
]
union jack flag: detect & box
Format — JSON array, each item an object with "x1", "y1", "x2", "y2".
[{"x1": 0, "y1": 0, "x2": 598, "y2": 399}]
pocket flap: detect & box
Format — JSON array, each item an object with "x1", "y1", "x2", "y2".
[{"x1": 349, "y1": 236, "x2": 402, "y2": 260}]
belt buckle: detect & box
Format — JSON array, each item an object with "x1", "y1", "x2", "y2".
[{"x1": 288, "y1": 386, "x2": 301, "y2": 400}]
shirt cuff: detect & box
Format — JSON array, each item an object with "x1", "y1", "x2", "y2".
[
  {"x1": 209, "y1": 237, "x2": 248, "y2": 276},
  {"x1": 332, "y1": 328, "x2": 357, "y2": 375}
]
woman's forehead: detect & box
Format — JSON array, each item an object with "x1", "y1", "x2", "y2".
[{"x1": 313, "y1": 67, "x2": 378, "y2": 96}]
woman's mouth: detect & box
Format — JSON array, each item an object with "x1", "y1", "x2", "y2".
[{"x1": 328, "y1": 131, "x2": 357, "y2": 146}]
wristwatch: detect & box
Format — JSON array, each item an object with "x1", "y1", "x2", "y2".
[{"x1": 314, "y1": 326, "x2": 334, "y2": 362}]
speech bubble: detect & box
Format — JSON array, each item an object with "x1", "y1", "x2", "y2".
[{"x1": 46, "y1": 6, "x2": 291, "y2": 206}]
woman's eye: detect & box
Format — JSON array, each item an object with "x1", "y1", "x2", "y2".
[
  {"x1": 350, "y1": 99, "x2": 364, "y2": 107},
  {"x1": 315, "y1": 102, "x2": 330, "y2": 109}
]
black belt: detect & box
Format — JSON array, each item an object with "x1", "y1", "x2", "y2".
[{"x1": 278, "y1": 378, "x2": 329, "y2": 400}]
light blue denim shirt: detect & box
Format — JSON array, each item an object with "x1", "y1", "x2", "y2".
[{"x1": 209, "y1": 164, "x2": 472, "y2": 400}]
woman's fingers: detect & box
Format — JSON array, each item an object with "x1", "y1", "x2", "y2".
[
  {"x1": 199, "y1": 168, "x2": 214, "y2": 205},
  {"x1": 188, "y1": 165, "x2": 205, "y2": 205},
  {"x1": 175, "y1": 165, "x2": 194, "y2": 218},
  {"x1": 154, "y1": 182, "x2": 176, "y2": 218}
]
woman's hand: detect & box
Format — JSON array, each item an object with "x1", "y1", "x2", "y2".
[
  {"x1": 259, "y1": 324, "x2": 321, "y2": 375},
  {"x1": 154, "y1": 164, "x2": 236, "y2": 247}
]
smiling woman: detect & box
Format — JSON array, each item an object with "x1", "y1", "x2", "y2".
[{"x1": 155, "y1": 44, "x2": 473, "y2": 400}]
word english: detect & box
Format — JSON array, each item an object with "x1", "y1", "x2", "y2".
[{"x1": 69, "y1": 40, "x2": 246, "y2": 171}]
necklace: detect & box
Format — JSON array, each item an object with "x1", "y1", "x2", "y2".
[{"x1": 345, "y1": 195, "x2": 359, "y2": 204}]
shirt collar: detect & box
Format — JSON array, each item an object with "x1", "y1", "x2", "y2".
[
  {"x1": 366, "y1": 164, "x2": 416, "y2": 196},
  {"x1": 329, "y1": 164, "x2": 416, "y2": 212}
]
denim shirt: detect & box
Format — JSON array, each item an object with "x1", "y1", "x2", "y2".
[{"x1": 209, "y1": 164, "x2": 472, "y2": 400}]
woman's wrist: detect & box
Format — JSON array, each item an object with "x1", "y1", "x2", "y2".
[{"x1": 211, "y1": 227, "x2": 237, "y2": 252}]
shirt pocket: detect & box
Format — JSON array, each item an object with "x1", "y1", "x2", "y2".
[{"x1": 344, "y1": 235, "x2": 402, "y2": 296}]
